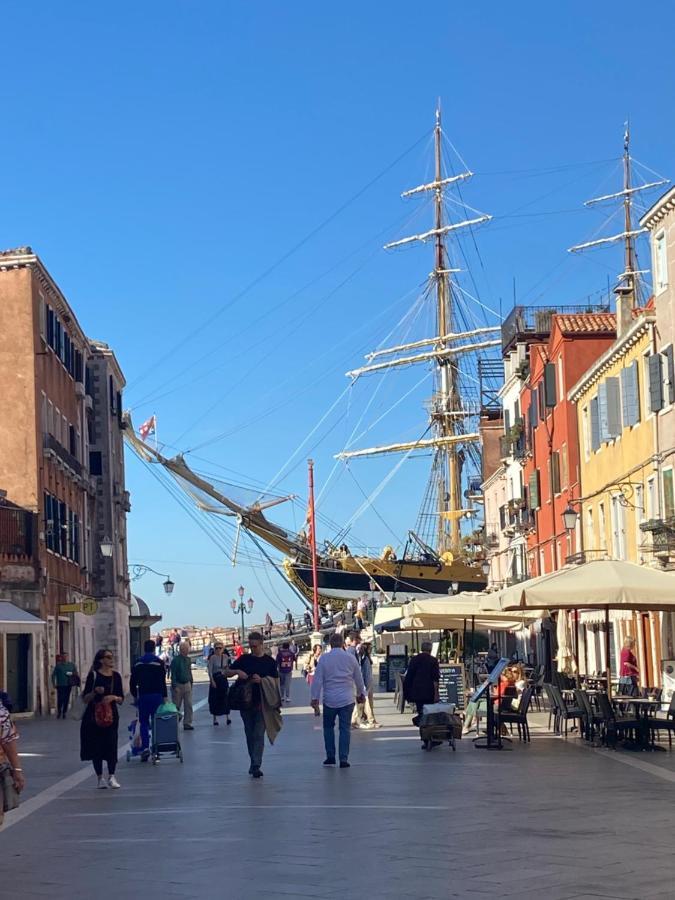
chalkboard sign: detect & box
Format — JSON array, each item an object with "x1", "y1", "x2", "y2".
[
  {"x1": 387, "y1": 656, "x2": 407, "y2": 692},
  {"x1": 378, "y1": 661, "x2": 389, "y2": 688},
  {"x1": 438, "y1": 663, "x2": 466, "y2": 709}
]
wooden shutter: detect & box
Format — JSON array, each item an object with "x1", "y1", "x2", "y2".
[
  {"x1": 531, "y1": 388, "x2": 539, "y2": 427},
  {"x1": 528, "y1": 471, "x2": 540, "y2": 510},
  {"x1": 551, "y1": 451, "x2": 561, "y2": 494},
  {"x1": 504, "y1": 409, "x2": 511, "y2": 433},
  {"x1": 621, "y1": 367, "x2": 630, "y2": 426},
  {"x1": 664, "y1": 345, "x2": 675, "y2": 405},
  {"x1": 621, "y1": 361, "x2": 640, "y2": 427},
  {"x1": 597, "y1": 381, "x2": 609, "y2": 442},
  {"x1": 590, "y1": 396, "x2": 600, "y2": 451},
  {"x1": 544, "y1": 362, "x2": 557, "y2": 407},
  {"x1": 605, "y1": 377, "x2": 621, "y2": 438},
  {"x1": 648, "y1": 353, "x2": 664, "y2": 413}
]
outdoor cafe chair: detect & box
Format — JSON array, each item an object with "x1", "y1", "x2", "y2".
[
  {"x1": 549, "y1": 683, "x2": 583, "y2": 737},
  {"x1": 574, "y1": 689, "x2": 606, "y2": 743},
  {"x1": 500, "y1": 686, "x2": 534, "y2": 742},
  {"x1": 544, "y1": 683, "x2": 560, "y2": 732},
  {"x1": 648, "y1": 694, "x2": 675, "y2": 750},
  {"x1": 596, "y1": 692, "x2": 640, "y2": 749}
]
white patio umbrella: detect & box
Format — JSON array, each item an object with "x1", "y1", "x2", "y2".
[
  {"x1": 489, "y1": 559, "x2": 675, "y2": 691},
  {"x1": 556, "y1": 610, "x2": 577, "y2": 675}
]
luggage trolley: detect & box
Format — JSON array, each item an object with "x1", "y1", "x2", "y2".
[{"x1": 415, "y1": 702, "x2": 462, "y2": 751}]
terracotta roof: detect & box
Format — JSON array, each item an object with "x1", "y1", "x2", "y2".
[{"x1": 554, "y1": 312, "x2": 616, "y2": 335}]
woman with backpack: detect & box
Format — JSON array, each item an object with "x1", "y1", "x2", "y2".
[{"x1": 80, "y1": 649, "x2": 124, "y2": 789}]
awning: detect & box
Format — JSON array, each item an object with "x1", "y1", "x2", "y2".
[
  {"x1": 0, "y1": 600, "x2": 45, "y2": 631},
  {"x1": 129, "y1": 594, "x2": 162, "y2": 629},
  {"x1": 373, "y1": 605, "x2": 404, "y2": 633},
  {"x1": 400, "y1": 593, "x2": 542, "y2": 631},
  {"x1": 487, "y1": 560, "x2": 675, "y2": 612}
]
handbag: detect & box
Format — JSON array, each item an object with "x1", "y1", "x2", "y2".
[
  {"x1": 0, "y1": 763, "x2": 20, "y2": 814},
  {"x1": 228, "y1": 679, "x2": 255, "y2": 711}
]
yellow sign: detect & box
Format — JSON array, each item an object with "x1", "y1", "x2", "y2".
[
  {"x1": 59, "y1": 599, "x2": 99, "y2": 615},
  {"x1": 59, "y1": 603, "x2": 81, "y2": 614}
]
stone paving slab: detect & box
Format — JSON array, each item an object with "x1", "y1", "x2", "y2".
[{"x1": 2, "y1": 674, "x2": 675, "y2": 899}]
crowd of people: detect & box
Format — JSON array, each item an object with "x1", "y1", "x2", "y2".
[{"x1": 0, "y1": 610, "x2": 392, "y2": 812}]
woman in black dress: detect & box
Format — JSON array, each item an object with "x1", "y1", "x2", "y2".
[
  {"x1": 80, "y1": 649, "x2": 124, "y2": 789},
  {"x1": 208, "y1": 642, "x2": 232, "y2": 726}
]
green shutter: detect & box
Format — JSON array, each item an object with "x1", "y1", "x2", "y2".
[
  {"x1": 544, "y1": 362, "x2": 557, "y2": 407},
  {"x1": 551, "y1": 451, "x2": 561, "y2": 494},
  {"x1": 528, "y1": 471, "x2": 540, "y2": 510},
  {"x1": 606, "y1": 377, "x2": 621, "y2": 438},
  {"x1": 649, "y1": 353, "x2": 664, "y2": 413}
]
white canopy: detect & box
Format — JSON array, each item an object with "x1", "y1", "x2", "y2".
[
  {"x1": 399, "y1": 593, "x2": 541, "y2": 631},
  {"x1": 484, "y1": 560, "x2": 675, "y2": 612}
]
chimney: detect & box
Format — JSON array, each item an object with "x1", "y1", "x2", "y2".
[{"x1": 614, "y1": 284, "x2": 633, "y2": 337}]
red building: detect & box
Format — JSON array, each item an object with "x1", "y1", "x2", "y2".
[{"x1": 522, "y1": 313, "x2": 616, "y2": 576}]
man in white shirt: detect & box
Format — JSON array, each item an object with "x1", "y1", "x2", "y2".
[{"x1": 310, "y1": 633, "x2": 366, "y2": 768}]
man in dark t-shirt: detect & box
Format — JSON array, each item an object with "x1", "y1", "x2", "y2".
[
  {"x1": 228, "y1": 632, "x2": 278, "y2": 777},
  {"x1": 403, "y1": 642, "x2": 440, "y2": 715}
]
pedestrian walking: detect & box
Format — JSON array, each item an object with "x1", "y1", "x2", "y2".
[
  {"x1": 325, "y1": 601, "x2": 333, "y2": 621},
  {"x1": 225, "y1": 631, "x2": 280, "y2": 778},
  {"x1": 284, "y1": 608, "x2": 294, "y2": 635},
  {"x1": 303, "y1": 610, "x2": 312, "y2": 630},
  {"x1": 310, "y1": 633, "x2": 365, "y2": 768},
  {"x1": 0, "y1": 696, "x2": 24, "y2": 826},
  {"x1": 352, "y1": 641, "x2": 380, "y2": 729},
  {"x1": 277, "y1": 642, "x2": 294, "y2": 703},
  {"x1": 129, "y1": 639, "x2": 167, "y2": 760},
  {"x1": 80, "y1": 649, "x2": 124, "y2": 789},
  {"x1": 170, "y1": 641, "x2": 194, "y2": 730},
  {"x1": 402, "y1": 641, "x2": 440, "y2": 715},
  {"x1": 289, "y1": 638, "x2": 299, "y2": 670},
  {"x1": 208, "y1": 642, "x2": 232, "y2": 726},
  {"x1": 51, "y1": 652, "x2": 80, "y2": 719},
  {"x1": 264, "y1": 612, "x2": 273, "y2": 639}
]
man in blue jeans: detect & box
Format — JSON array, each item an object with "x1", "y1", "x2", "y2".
[
  {"x1": 130, "y1": 639, "x2": 167, "y2": 761},
  {"x1": 310, "y1": 632, "x2": 366, "y2": 768}
]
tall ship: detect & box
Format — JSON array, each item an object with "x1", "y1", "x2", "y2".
[{"x1": 126, "y1": 108, "x2": 501, "y2": 606}]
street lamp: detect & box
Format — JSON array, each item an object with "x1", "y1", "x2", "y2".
[
  {"x1": 100, "y1": 537, "x2": 113, "y2": 558},
  {"x1": 131, "y1": 564, "x2": 175, "y2": 595},
  {"x1": 563, "y1": 505, "x2": 578, "y2": 532},
  {"x1": 481, "y1": 559, "x2": 491, "y2": 577},
  {"x1": 231, "y1": 589, "x2": 254, "y2": 642}
]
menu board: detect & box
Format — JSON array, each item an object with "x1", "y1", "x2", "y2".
[
  {"x1": 438, "y1": 663, "x2": 466, "y2": 709},
  {"x1": 387, "y1": 655, "x2": 408, "y2": 693},
  {"x1": 378, "y1": 661, "x2": 389, "y2": 688}
]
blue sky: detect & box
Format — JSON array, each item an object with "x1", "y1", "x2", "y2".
[{"x1": 3, "y1": 2, "x2": 675, "y2": 626}]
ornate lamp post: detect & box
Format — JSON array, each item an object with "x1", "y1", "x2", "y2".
[
  {"x1": 129, "y1": 562, "x2": 175, "y2": 595},
  {"x1": 231, "y1": 585, "x2": 254, "y2": 642}
]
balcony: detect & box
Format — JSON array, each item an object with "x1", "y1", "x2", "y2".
[
  {"x1": 500, "y1": 503, "x2": 535, "y2": 537},
  {"x1": 43, "y1": 433, "x2": 83, "y2": 478},
  {"x1": 0, "y1": 505, "x2": 36, "y2": 562},
  {"x1": 501, "y1": 303, "x2": 610, "y2": 354}
]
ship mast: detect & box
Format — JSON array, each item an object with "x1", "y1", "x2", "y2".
[
  {"x1": 337, "y1": 106, "x2": 493, "y2": 554},
  {"x1": 432, "y1": 107, "x2": 460, "y2": 553}
]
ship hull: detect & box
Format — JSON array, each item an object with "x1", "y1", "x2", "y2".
[{"x1": 285, "y1": 557, "x2": 487, "y2": 606}]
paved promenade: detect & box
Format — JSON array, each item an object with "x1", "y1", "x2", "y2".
[{"x1": 3, "y1": 674, "x2": 675, "y2": 900}]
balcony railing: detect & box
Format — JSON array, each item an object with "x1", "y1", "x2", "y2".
[
  {"x1": 501, "y1": 303, "x2": 610, "y2": 353},
  {"x1": 0, "y1": 506, "x2": 36, "y2": 559},
  {"x1": 43, "y1": 433, "x2": 83, "y2": 477}
]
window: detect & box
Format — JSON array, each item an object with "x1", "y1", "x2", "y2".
[
  {"x1": 89, "y1": 451, "x2": 103, "y2": 476},
  {"x1": 528, "y1": 471, "x2": 540, "y2": 510},
  {"x1": 598, "y1": 502, "x2": 607, "y2": 550},
  {"x1": 586, "y1": 507, "x2": 594, "y2": 549},
  {"x1": 582, "y1": 406, "x2": 591, "y2": 460},
  {"x1": 647, "y1": 476, "x2": 658, "y2": 520},
  {"x1": 663, "y1": 468, "x2": 675, "y2": 519},
  {"x1": 561, "y1": 442, "x2": 568, "y2": 490},
  {"x1": 558, "y1": 357, "x2": 564, "y2": 403},
  {"x1": 39, "y1": 295, "x2": 46, "y2": 338},
  {"x1": 663, "y1": 346, "x2": 675, "y2": 407},
  {"x1": 43, "y1": 490, "x2": 80, "y2": 562},
  {"x1": 611, "y1": 495, "x2": 626, "y2": 559},
  {"x1": 655, "y1": 230, "x2": 668, "y2": 293},
  {"x1": 634, "y1": 484, "x2": 644, "y2": 551}
]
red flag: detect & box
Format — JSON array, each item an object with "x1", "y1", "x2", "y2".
[{"x1": 139, "y1": 415, "x2": 156, "y2": 441}]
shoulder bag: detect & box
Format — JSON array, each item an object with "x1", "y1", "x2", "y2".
[{"x1": 228, "y1": 679, "x2": 255, "y2": 711}]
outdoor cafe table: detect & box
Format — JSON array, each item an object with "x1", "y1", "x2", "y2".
[{"x1": 612, "y1": 697, "x2": 663, "y2": 752}]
